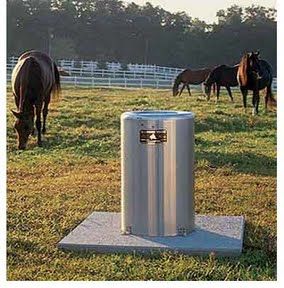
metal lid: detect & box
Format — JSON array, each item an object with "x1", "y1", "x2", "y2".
[{"x1": 121, "y1": 110, "x2": 194, "y2": 120}]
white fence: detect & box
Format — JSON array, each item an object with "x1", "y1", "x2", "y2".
[
  {"x1": 6, "y1": 73, "x2": 277, "y2": 91},
  {"x1": 7, "y1": 57, "x2": 183, "y2": 79},
  {"x1": 7, "y1": 63, "x2": 177, "y2": 80},
  {"x1": 6, "y1": 56, "x2": 277, "y2": 91}
]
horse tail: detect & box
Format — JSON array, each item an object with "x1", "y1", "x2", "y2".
[
  {"x1": 13, "y1": 57, "x2": 34, "y2": 111},
  {"x1": 52, "y1": 62, "x2": 61, "y2": 99},
  {"x1": 173, "y1": 72, "x2": 183, "y2": 96}
]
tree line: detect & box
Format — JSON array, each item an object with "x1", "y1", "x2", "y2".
[{"x1": 7, "y1": 0, "x2": 277, "y2": 73}]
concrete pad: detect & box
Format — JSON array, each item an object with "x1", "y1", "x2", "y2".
[{"x1": 58, "y1": 212, "x2": 245, "y2": 256}]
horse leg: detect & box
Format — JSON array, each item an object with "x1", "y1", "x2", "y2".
[
  {"x1": 256, "y1": 92, "x2": 260, "y2": 115},
  {"x1": 179, "y1": 84, "x2": 186, "y2": 96},
  {"x1": 186, "y1": 85, "x2": 191, "y2": 96},
  {"x1": 241, "y1": 87, "x2": 248, "y2": 112},
  {"x1": 225, "y1": 86, "x2": 234, "y2": 102},
  {"x1": 42, "y1": 98, "x2": 50, "y2": 134},
  {"x1": 35, "y1": 104, "x2": 43, "y2": 147},
  {"x1": 252, "y1": 90, "x2": 259, "y2": 116},
  {"x1": 216, "y1": 85, "x2": 220, "y2": 104}
]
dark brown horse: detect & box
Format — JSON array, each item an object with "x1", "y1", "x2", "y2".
[
  {"x1": 203, "y1": 64, "x2": 239, "y2": 102},
  {"x1": 11, "y1": 50, "x2": 61, "y2": 149},
  {"x1": 237, "y1": 51, "x2": 276, "y2": 115},
  {"x1": 172, "y1": 68, "x2": 212, "y2": 96}
]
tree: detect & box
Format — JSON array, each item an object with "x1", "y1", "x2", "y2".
[{"x1": 7, "y1": 1, "x2": 276, "y2": 73}]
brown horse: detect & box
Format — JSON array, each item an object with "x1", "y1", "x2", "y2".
[
  {"x1": 11, "y1": 50, "x2": 61, "y2": 149},
  {"x1": 203, "y1": 64, "x2": 239, "y2": 102},
  {"x1": 172, "y1": 68, "x2": 212, "y2": 96},
  {"x1": 237, "y1": 51, "x2": 276, "y2": 115}
]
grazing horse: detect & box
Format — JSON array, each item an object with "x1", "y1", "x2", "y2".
[
  {"x1": 203, "y1": 64, "x2": 239, "y2": 102},
  {"x1": 11, "y1": 50, "x2": 61, "y2": 149},
  {"x1": 237, "y1": 51, "x2": 276, "y2": 115},
  {"x1": 172, "y1": 68, "x2": 212, "y2": 96}
]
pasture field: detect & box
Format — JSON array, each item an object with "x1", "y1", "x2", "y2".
[{"x1": 7, "y1": 87, "x2": 276, "y2": 280}]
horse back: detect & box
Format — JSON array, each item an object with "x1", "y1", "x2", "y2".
[
  {"x1": 207, "y1": 65, "x2": 238, "y2": 87},
  {"x1": 182, "y1": 68, "x2": 211, "y2": 84},
  {"x1": 219, "y1": 65, "x2": 239, "y2": 86}
]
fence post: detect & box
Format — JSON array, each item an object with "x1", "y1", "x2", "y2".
[
  {"x1": 156, "y1": 80, "x2": 159, "y2": 89},
  {"x1": 140, "y1": 79, "x2": 143, "y2": 89},
  {"x1": 125, "y1": 78, "x2": 127, "y2": 88},
  {"x1": 74, "y1": 76, "x2": 77, "y2": 87},
  {"x1": 92, "y1": 77, "x2": 94, "y2": 87},
  {"x1": 108, "y1": 78, "x2": 111, "y2": 87}
]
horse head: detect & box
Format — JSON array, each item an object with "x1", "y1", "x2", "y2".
[
  {"x1": 12, "y1": 110, "x2": 34, "y2": 150},
  {"x1": 172, "y1": 85, "x2": 179, "y2": 96},
  {"x1": 203, "y1": 70, "x2": 215, "y2": 100},
  {"x1": 202, "y1": 80, "x2": 211, "y2": 100},
  {"x1": 238, "y1": 51, "x2": 262, "y2": 86},
  {"x1": 248, "y1": 51, "x2": 262, "y2": 79}
]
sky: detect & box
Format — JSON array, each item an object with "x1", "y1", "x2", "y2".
[{"x1": 122, "y1": 0, "x2": 276, "y2": 23}]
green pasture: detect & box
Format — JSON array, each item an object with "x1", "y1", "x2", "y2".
[{"x1": 7, "y1": 87, "x2": 276, "y2": 280}]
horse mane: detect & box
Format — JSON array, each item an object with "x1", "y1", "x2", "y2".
[
  {"x1": 204, "y1": 66, "x2": 220, "y2": 85},
  {"x1": 238, "y1": 54, "x2": 249, "y2": 86}
]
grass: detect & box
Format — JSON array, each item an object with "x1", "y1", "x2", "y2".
[{"x1": 7, "y1": 86, "x2": 276, "y2": 280}]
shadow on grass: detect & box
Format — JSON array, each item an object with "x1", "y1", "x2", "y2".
[
  {"x1": 196, "y1": 150, "x2": 276, "y2": 176},
  {"x1": 196, "y1": 115, "x2": 275, "y2": 133},
  {"x1": 57, "y1": 114, "x2": 120, "y2": 130},
  {"x1": 243, "y1": 221, "x2": 276, "y2": 260}
]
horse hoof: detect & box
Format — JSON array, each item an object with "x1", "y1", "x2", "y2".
[
  {"x1": 42, "y1": 128, "x2": 46, "y2": 134},
  {"x1": 38, "y1": 141, "x2": 43, "y2": 147}
]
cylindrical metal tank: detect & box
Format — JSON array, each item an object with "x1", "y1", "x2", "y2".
[{"x1": 121, "y1": 110, "x2": 195, "y2": 236}]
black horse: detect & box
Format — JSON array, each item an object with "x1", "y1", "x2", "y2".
[
  {"x1": 203, "y1": 64, "x2": 239, "y2": 102},
  {"x1": 237, "y1": 51, "x2": 276, "y2": 115}
]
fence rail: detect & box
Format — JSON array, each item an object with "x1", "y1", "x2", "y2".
[
  {"x1": 6, "y1": 73, "x2": 277, "y2": 91},
  {"x1": 6, "y1": 56, "x2": 277, "y2": 91},
  {"x1": 6, "y1": 64, "x2": 178, "y2": 80},
  {"x1": 7, "y1": 56, "x2": 183, "y2": 76}
]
